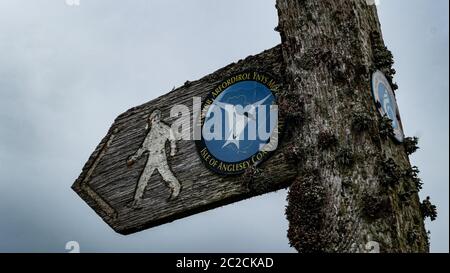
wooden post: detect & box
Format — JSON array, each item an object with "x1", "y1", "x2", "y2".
[
  {"x1": 73, "y1": 0, "x2": 430, "y2": 252},
  {"x1": 276, "y1": 0, "x2": 428, "y2": 252}
]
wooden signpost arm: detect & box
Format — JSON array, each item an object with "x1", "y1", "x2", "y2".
[
  {"x1": 72, "y1": 46, "x2": 298, "y2": 235},
  {"x1": 276, "y1": 0, "x2": 428, "y2": 252}
]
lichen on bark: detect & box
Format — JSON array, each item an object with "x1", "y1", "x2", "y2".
[{"x1": 276, "y1": 0, "x2": 428, "y2": 252}]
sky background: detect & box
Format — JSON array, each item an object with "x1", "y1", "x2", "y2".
[{"x1": 0, "y1": 0, "x2": 448, "y2": 253}]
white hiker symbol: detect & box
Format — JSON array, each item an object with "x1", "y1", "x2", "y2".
[{"x1": 127, "y1": 110, "x2": 181, "y2": 209}]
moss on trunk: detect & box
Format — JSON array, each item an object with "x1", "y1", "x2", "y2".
[{"x1": 276, "y1": 0, "x2": 428, "y2": 253}]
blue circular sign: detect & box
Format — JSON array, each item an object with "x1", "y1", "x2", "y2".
[
  {"x1": 196, "y1": 71, "x2": 283, "y2": 175},
  {"x1": 371, "y1": 70, "x2": 404, "y2": 142}
]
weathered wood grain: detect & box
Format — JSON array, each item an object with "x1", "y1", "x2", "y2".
[{"x1": 72, "y1": 45, "x2": 297, "y2": 235}]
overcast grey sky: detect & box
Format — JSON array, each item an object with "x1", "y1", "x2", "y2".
[{"x1": 0, "y1": 0, "x2": 448, "y2": 253}]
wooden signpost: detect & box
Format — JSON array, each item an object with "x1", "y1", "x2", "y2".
[{"x1": 73, "y1": 0, "x2": 429, "y2": 252}]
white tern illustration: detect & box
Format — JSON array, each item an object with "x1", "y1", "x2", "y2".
[{"x1": 211, "y1": 94, "x2": 271, "y2": 149}]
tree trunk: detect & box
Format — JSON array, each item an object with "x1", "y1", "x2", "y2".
[{"x1": 276, "y1": 0, "x2": 428, "y2": 252}]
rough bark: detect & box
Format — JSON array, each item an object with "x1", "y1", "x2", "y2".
[{"x1": 276, "y1": 0, "x2": 428, "y2": 252}]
